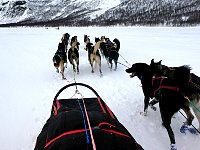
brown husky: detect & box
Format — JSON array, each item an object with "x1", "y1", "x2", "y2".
[{"x1": 86, "y1": 37, "x2": 105, "y2": 76}]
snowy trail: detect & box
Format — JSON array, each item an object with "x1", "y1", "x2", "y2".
[{"x1": 0, "y1": 26, "x2": 200, "y2": 150}]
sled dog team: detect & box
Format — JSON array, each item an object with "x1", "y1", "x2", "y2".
[
  {"x1": 53, "y1": 33, "x2": 200, "y2": 150},
  {"x1": 53, "y1": 33, "x2": 120, "y2": 79}
]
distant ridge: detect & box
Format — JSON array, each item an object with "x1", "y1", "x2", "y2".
[{"x1": 0, "y1": 0, "x2": 199, "y2": 27}]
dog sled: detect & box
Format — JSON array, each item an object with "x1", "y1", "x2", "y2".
[{"x1": 34, "y1": 82, "x2": 144, "y2": 150}]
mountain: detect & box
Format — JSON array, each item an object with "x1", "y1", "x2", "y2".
[
  {"x1": 93, "y1": 0, "x2": 200, "y2": 26},
  {"x1": 0, "y1": 0, "x2": 200, "y2": 26},
  {"x1": 0, "y1": 0, "x2": 121, "y2": 25}
]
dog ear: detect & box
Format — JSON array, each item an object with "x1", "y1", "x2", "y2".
[
  {"x1": 158, "y1": 60, "x2": 162, "y2": 64},
  {"x1": 151, "y1": 59, "x2": 154, "y2": 64}
]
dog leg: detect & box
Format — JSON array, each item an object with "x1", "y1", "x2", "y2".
[
  {"x1": 99, "y1": 62, "x2": 103, "y2": 76},
  {"x1": 56, "y1": 68, "x2": 59, "y2": 73},
  {"x1": 192, "y1": 100, "x2": 200, "y2": 132},
  {"x1": 73, "y1": 64, "x2": 76, "y2": 72},
  {"x1": 181, "y1": 105, "x2": 194, "y2": 125},
  {"x1": 77, "y1": 60, "x2": 79, "y2": 74},
  {"x1": 105, "y1": 57, "x2": 110, "y2": 69},
  {"x1": 149, "y1": 98, "x2": 159, "y2": 111},
  {"x1": 91, "y1": 62, "x2": 94, "y2": 73},
  {"x1": 110, "y1": 61, "x2": 113, "y2": 71},
  {"x1": 61, "y1": 74, "x2": 66, "y2": 80},
  {"x1": 114, "y1": 61, "x2": 117, "y2": 71},
  {"x1": 144, "y1": 96, "x2": 150, "y2": 115},
  {"x1": 60, "y1": 69, "x2": 66, "y2": 79},
  {"x1": 159, "y1": 98, "x2": 177, "y2": 148},
  {"x1": 60, "y1": 61, "x2": 66, "y2": 79},
  {"x1": 90, "y1": 57, "x2": 94, "y2": 73},
  {"x1": 109, "y1": 58, "x2": 112, "y2": 71},
  {"x1": 161, "y1": 113, "x2": 176, "y2": 149},
  {"x1": 140, "y1": 110, "x2": 148, "y2": 116}
]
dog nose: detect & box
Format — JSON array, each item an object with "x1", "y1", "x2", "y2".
[{"x1": 125, "y1": 68, "x2": 130, "y2": 73}]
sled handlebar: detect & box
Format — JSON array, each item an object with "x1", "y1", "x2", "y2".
[{"x1": 53, "y1": 82, "x2": 101, "y2": 102}]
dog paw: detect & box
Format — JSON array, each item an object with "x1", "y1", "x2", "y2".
[
  {"x1": 140, "y1": 111, "x2": 147, "y2": 116},
  {"x1": 180, "y1": 124, "x2": 188, "y2": 134},
  {"x1": 180, "y1": 123, "x2": 199, "y2": 135},
  {"x1": 170, "y1": 144, "x2": 177, "y2": 150},
  {"x1": 149, "y1": 104, "x2": 157, "y2": 111},
  {"x1": 188, "y1": 128, "x2": 198, "y2": 135}
]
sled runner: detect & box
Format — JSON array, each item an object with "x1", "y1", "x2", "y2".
[{"x1": 34, "y1": 82, "x2": 143, "y2": 150}]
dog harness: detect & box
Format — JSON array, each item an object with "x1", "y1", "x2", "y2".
[{"x1": 152, "y1": 76, "x2": 180, "y2": 97}]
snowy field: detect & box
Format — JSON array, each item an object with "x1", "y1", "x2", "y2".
[{"x1": 0, "y1": 26, "x2": 200, "y2": 150}]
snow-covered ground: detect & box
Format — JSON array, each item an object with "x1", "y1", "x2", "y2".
[{"x1": 0, "y1": 26, "x2": 200, "y2": 150}]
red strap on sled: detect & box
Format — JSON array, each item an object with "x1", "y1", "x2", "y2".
[
  {"x1": 97, "y1": 97, "x2": 115, "y2": 119},
  {"x1": 53, "y1": 99, "x2": 60, "y2": 115},
  {"x1": 98, "y1": 122, "x2": 130, "y2": 138},
  {"x1": 45, "y1": 129, "x2": 86, "y2": 148},
  {"x1": 105, "y1": 105, "x2": 115, "y2": 119},
  {"x1": 44, "y1": 122, "x2": 131, "y2": 148},
  {"x1": 97, "y1": 97, "x2": 106, "y2": 113}
]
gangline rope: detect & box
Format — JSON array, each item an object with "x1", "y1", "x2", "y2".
[{"x1": 69, "y1": 64, "x2": 97, "y2": 150}]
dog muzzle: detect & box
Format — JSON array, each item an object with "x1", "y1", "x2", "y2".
[{"x1": 130, "y1": 72, "x2": 136, "y2": 78}]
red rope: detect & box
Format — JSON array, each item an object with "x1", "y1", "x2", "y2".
[
  {"x1": 80, "y1": 92, "x2": 97, "y2": 150},
  {"x1": 75, "y1": 91, "x2": 96, "y2": 150}
]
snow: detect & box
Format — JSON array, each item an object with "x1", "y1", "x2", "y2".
[
  {"x1": 77, "y1": 0, "x2": 120, "y2": 19},
  {"x1": 0, "y1": 0, "x2": 28, "y2": 24},
  {"x1": 0, "y1": 26, "x2": 200, "y2": 150},
  {"x1": 49, "y1": 0, "x2": 63, "y2": 5}
]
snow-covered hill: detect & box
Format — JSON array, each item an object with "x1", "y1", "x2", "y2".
[
  {"x1": 0, "y1": 0, "x2": 200, "y2": 26},
  {"x1": 0, "y1": 0, "x2": 120, "y2": 24}
]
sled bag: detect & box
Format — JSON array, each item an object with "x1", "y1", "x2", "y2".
[{"x1": 34, "y1": 97, "x2": 143, "y2": 150}]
